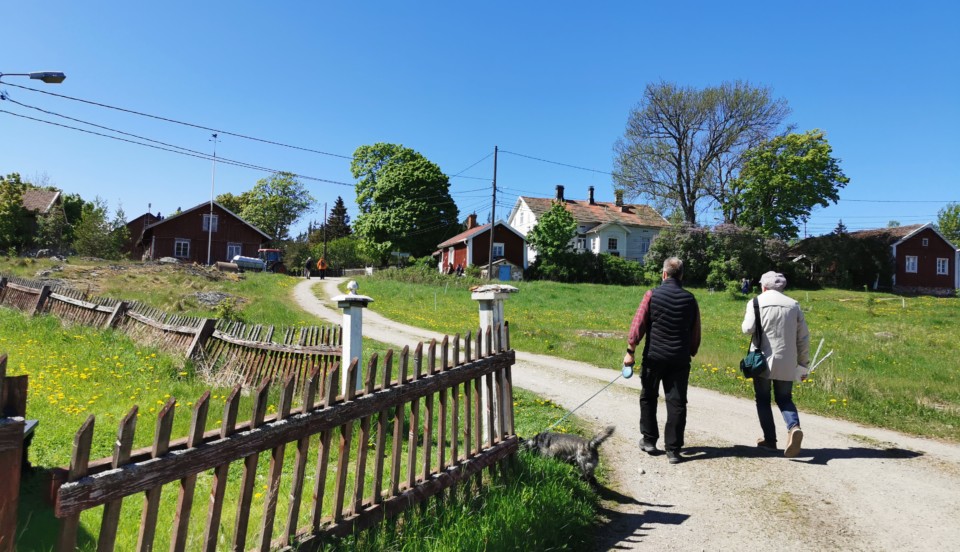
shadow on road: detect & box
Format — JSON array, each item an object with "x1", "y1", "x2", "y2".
[
  {"x1": 593, "y1": 494, "x2": 690, "y2": 551},
  {"x1": 679, "y1": 444, "x2": 923, "y2": 465}
]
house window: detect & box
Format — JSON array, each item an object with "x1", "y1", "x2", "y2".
[
  {"x1": 937, "y1": 258, "x2": 949, "y2": 275},
  {"x1": 607, "y1": 237, "x2": 618, "y2": 251},
  {"x1": 518, "y1": 212, "x2": 524, "y2": 225},
  {"x1": 576, "y1": 237, "x2": 586, "y2": 250},
  {"x1": 493, "y1": 242, "x2": 505, "y2": 259},
  {"x1": 922, "y1": 238, "x2": 929, "y2": 247},
  {"x1": 203, "y1": 214, "x2": 218, "y2": 232},
  {"x1": 905, "y1": 255, "x2": 918, "y2": 273},
  {"x1": 174, "y1": 239, "x2": 190, "y2": 258},
  {"x1": 639, "y1": 236, "x2": 651, "y2": 255},
  {"x1": 227, "y1": 243, "x2": 242, "y2": 261}
]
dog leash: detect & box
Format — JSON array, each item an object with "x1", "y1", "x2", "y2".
[{"x1": 544, "y1": 365, "x2": 634, "y2": 432}]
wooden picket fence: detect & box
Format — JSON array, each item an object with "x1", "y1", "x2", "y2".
[
  {"x1": 0, "y1": 275, "x2": 341, "y2": 391},
  {"x1": 51, "y1": 326, "x2": 516, "y2": 551}
]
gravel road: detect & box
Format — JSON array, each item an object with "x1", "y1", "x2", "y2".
[{"x1": 293, "y1": 278, "x2": 960, "y2": 551}]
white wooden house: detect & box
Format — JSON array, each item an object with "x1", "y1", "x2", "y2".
[{"x1": 507, "y1": 185, "x2": 669, "y2": 263}]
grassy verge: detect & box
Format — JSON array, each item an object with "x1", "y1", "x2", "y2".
[
  {"x1": 3, "y1": 308, "x2": 599, "y2": 551},
  {"x1": 349, "y1": 273, "x2": 960, "y2": 441}
]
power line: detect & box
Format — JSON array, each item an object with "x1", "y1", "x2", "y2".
[
  {"x1": 499, "y1": 149, "x2": 613, "y2": 176},
  {"x1": 450, "y1": 152, "x2": 494, "y2": 178},
  {"x1": 1, "y1": 80, "x2": 354, "y2": 160},
  {"x1": 0, "y1": 109, "x2": 354, "y2": 187}
]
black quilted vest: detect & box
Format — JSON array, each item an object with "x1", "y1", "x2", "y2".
[{"x1": 642, "y1": 277, "x2": 698, "y2": 365}]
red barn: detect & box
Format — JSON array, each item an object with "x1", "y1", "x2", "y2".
[
  {"x1": 127, "y1": 201, "x2": 271, "y2": 264},
  {"x1": 436, "y1": 214, "x2": 527, "y2": 274},
  {"x1": 891, "y1": 223, "x2": 959, "y2": 295}
]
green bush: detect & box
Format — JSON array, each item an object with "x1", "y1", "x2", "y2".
[{"x1": 598, "y1": 253, "x2": 647, "y2": 286}]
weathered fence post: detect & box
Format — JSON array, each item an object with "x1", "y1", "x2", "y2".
[
  {"x1": 0, "y1": 354, "x2": 25, "y2": 552},
  {"x1": 186, "y1": 318, "x2": 217, "y2": 359},
  {"x1": 331, "y1": 281, "x2": 373, "y2": 391},
  {"x1": 104, "y1": 300, "x2": 128, "y2": 329},
  {"x1": 471, "y1": 284, "x2": 518, "y2": 441},
  {"x1": 32, "y1": 285, "x2": 51, "y2": 316}
]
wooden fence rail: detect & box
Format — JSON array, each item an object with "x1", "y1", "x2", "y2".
[
  {"x1": 52, "y1": 325, "x2": 515, "y2": 551},
  {"x1": 0, "y1": 274, "x2": 342, "y2": 391}
]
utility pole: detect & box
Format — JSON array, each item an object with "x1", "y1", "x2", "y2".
[
  {"x1": 323, "y1": 202, "x2": 328, "y2": 260},
  {"x1": 487, "y1": 146, "x2": 498, "y2": 280},
  {"x1": 206, "y1": 133, "x2": 220, "y2": 265}
]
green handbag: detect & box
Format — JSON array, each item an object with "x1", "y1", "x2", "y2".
[{"x1": 740, "y1": 298, "x2": 769, "y2": 379}]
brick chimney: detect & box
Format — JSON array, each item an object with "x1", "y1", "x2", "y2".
[
  {"x1": 555, "y1": 185, "x2": 565, "y2": 202},
  {"x1": 588, "y1": 186, "x2": 595, "y2": 205},
  {"x1": 466, "y1": 213, "x2": 477, "y2": 229}
]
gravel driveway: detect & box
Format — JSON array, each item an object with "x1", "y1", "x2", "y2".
[{"x1": 293, "y1": 278, "x2": 960, "y2": 551}]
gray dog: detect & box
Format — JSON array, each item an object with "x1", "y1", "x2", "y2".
[{"x1": 523, "y1": 426, "x2": 615, "y2": 483}]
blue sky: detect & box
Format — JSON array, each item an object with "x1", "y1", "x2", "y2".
[{"x1": 3, "y1": 2, "x2": 958, "y2": 239}]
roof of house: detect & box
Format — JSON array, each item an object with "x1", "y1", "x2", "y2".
[
  {"x1": 519, "y1": 197, "x2": 669, "y2": 228},
  {"x1": 887, "y1": 222, "x2": 959, "y2": 250},
  {"x1": 437, "y1": 221, "x2": 525, "y2": 249},
  {"x1": 145, "y1": 201, "x2": 272, "y2": 240},
  {"x1": 847, "y1": 224, "x2": 924, "y2": 243},
  {"x1": 21, "y1": 189, "x2": 61, "y2": 214}
]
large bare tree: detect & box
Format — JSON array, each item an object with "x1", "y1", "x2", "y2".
[{"x1": 613, "y1": 81, "x2": 790, "y2": 225}]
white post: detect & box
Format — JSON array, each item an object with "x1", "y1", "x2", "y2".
[
  {"x1": 471, "y1": 284, "x2": 518, "y2": 441},
  {"x1": 332, "y1": 281, "x2": 373, "y2": 392}
]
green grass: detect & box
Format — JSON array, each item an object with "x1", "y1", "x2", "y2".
[
  {"x1": 2, "y1": 307, "x2": 600, "y2": 551},
  {"x1": 349, "y1": 275, "x2": 960, "y2": 441},
  {"x1": 1, "y1": 257, "x2": 309, "y2": 326}
]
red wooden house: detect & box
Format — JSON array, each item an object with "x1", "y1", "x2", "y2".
[
  {"x1": 890, "y1": 223, "x2": 959, "y2": 295},
  {"x1": 126, "y1": 201, "x2": 271, "y2": 264},
  {"x1": 436, "y1": 214, "x2": 527, "y2": 275}
]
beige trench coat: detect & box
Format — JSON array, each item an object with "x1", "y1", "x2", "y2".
[{"x1": 741, "y1": 290, "x2": 811, "y2": 381}]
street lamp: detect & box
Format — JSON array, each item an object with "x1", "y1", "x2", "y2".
[{"x1": 0, "y1": 71, "x2": 67, "y2": 84}]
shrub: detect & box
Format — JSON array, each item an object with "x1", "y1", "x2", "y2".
[{"x1": 598, "y1": 254, "x2": 647, "y2": 286}]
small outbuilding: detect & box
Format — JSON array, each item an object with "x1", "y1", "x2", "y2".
[
  {"x1": 889, "y1": 223, "x2": 959, "y2": 295},
  {"x1": 436, "y1": 214, "x2": 527, "y2": 274}
]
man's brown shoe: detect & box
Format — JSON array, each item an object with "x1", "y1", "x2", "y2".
[
  {"x1": 785, "y1": 427, "x2": 803, "y2": 458},
  {"x1": 757, "y1": 438, "x2": 778, "y2": 451}
]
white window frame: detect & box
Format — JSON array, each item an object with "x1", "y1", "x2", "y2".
[
  {"x1": 905, "y1": 255, "x2": 918, "y2": 273},
  {"x1": 576, "y1": 237, "x2": 586, "y2": 250},
  {"x1": 936, "y1": 257, "x2": 949, "y2": 275},
  {"x1": 492, "y1": 242, "x2": 505, "y2": 259},
  {"x1": 639, "y1": 236, "x2": 651, "y2": 255},
  {"x1": 203, "y1": 214, "x2": 219, "y2": 232},
  {"x1": 922, "y1": 238, "x2": 929, "y2": 247},
  {"x1": 174, "y1": 238, "x2": 190, "y2": 259},
  {"x1": 607, "y1": 237, "x2": 618, "y2": 251},
  {"x1": 227, "y1": 242, "x2": 242, "y2": 261}
]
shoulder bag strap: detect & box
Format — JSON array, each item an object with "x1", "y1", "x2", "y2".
[{"x1": 752, "y1": 297, "x2": 764, "y2": 350}]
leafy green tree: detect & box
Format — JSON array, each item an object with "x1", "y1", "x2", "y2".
[
  {"x1": 72, "y1": 197, "x2": 129, "y2": 259},
  {"x1": 614, "y1": 81, "x2": 790, "y2": 225},
  {"x1": 887, "y1": 220, "x2": 901, "y2": 228},
  {"x1": 0, "y1": 173, "x2": 30, "y2": 253},
  {"x1": 526, "y1": 202, "x2": 577, "y2": 261},
  {"x1": 312, "y1": 235, "x2": 368, "y2": 269},
  {"x1": 238, "y1": 172, "x2": 314, "y2": 241},
  {"x1": 36, "y1": 208, "x2": 70, "y2": 251},
  {"x1": 735, "y1": 130, "x2": 849, "y2": 239},
  {"x1": 351, "y1": 143, "x2": 459, "y2": 259},
  {"x1": 215, "y1": 191, "x2": 253, "y2": 215},
  {"x1": 937, "y1": 203, "x2": 960, "y2": 244}
]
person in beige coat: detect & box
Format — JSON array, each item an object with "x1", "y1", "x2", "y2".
[{"x1": 741, "y1": 271, "x2": 810, "y2": 457}]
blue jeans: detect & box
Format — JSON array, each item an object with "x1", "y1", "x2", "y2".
[{"x1": 753, "y1": 377, "x2": 800, "y2": 445}]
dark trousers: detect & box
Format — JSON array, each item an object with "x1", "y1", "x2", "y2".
[{"x1": 639, "y1": 361, "x2": 691, "y2": 452}]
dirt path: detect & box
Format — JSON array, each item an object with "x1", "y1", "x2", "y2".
[{"x1": 293, "y1": 278, "x2": 960, "y2": 551}]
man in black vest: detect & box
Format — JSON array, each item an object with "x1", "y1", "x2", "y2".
[{"x1": 623, "y1": 257, "x2": 701, "y2": 464}]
